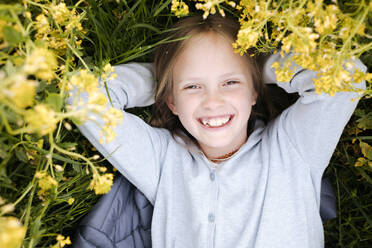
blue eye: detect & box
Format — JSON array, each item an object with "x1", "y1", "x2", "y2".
[
  {"x1": 184, "y1": 84, "x2": 200, "y2": 90},
  {"x1": 224, "y1": 80, "x2": 239, "y2": 86}
]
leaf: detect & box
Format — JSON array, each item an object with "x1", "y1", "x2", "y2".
[
  {"x1": 72, "y1": 163, "x2": 83, "y2": 173},
  {"x1": 58, "y1": 142, "x2": 77, "y2": 150},
  {"x1": 45, "y1": 93, "x2": 63, "y2": 112},
  {"x1": 2, "y1": 25, "x2": 23, "y2": 45},
  {"x1": 0, "y1": 148, "x2": 8, "y2": 159},
  {"x1": 359, "y1": 141, "x2": 372, "y2": 160},
  {"x1": 353, "y1": 108, "x2": 364, "y2": 117},
  {"x1": 30, "y1": 217, "x2": 45, "y2": 241},
  {"x1": 15, "y1": 148, "x2": 28, "y2": 163},
  {"x1": 356, "y1": 111, "x2": 372, "y2": 130}
]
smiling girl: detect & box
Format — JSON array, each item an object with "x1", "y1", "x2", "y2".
[{"x1": 75, "y1": 15, "x2": 366, "y2": 247}]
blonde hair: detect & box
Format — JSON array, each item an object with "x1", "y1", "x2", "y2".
[{"x1": 151, "y1": 14, "x2": 274, "y2": 144}]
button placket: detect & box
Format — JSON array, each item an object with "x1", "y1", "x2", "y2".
[
  {"x1": 207, "y1": 165, "x2": 219, "y2": 247},
  {"x1": 200, "y1": 153, "x2": 219, "y2": 247}
]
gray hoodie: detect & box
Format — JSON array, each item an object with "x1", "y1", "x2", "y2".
[{"x1": 75, "y1": 53, "x2": 366, "y2": 248}]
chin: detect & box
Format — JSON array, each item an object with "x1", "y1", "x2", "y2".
[{"x1": 201, "y1": 139, "x2": 234, "y2": 150}]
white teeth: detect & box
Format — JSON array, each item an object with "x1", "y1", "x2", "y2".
[{"x1": 201, "y1": 116, "x2": 230, "y2": 127}]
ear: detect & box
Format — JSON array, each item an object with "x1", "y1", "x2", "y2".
[
  {"x1": 166, "y1": 95, "x2": 178, "y2": 115},
  {"x1": 252, "y1": 91, "x2": 258, "y2": 106}
]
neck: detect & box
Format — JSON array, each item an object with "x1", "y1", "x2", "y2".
[
  {"x1": 209, "y1": 147, "x2": 240, "y2": 163},
  {"x1": 199, "y1": 134, "x2": 247, "y2": 160},
  {"x1": 200, "y1": 142, "x2": 245, "y2": 162}
]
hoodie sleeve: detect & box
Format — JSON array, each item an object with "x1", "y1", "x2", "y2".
[
  {"x1": 72, "y1": 63, "x2": 169, "y2": 205},
  {"x1": 262, "y1": 52, "x2": 366, "y2": 177}
]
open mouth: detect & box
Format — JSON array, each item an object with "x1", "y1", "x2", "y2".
[{"x1": 198, "y1": 115, "x2": 234, "y2": 128}]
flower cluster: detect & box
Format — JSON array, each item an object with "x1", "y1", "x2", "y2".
[
  {"x1": 35, "y1": 171, "x2": 58, "y2": 198},
  {"x1": 66, "y1": 65, "x2": 123, "y2": 144},
  {"x1": 196, "y1": 0, "x2": 236, "y2": 19},
  {"x1": 1, "y1": 74, "x2": 37, "y2": 109},
  {"x1": 171, "y1": 0, "x2": 190, "y2": 18},
  {"x1": 25, "y1": 104, "x2": 59, "y2": 136},
  {"x1": 0, "y1": 5, "x2": 124, "y2": 247},
  {"x1": 233, "y1": 0, "x2": 372, "y2": 96},
  {"x1": 176, "y1": 0, "x2": 372, "y2": 96},
  {"x1": 31, "y1": 1, "x2": 86, "y2": 54},
  {"x1": 51, "y1": 235, "x2": 71, "y2": 248},
  {"x1": 0, "y1": 45, "x2": 60, "y2": 136},
  {"x1": 24, "y1": 47, "x2": 58, "y2": 81},
  {"x1": 171, "y1": 0, "x2": 236, "y2": 19},
  {"x1": 0, "y1": 197, "x2": 26, "y2": 248},
  {"x1": 0, "y1": 217, "x2": 26, "y2": 248},
  {"x1": 89, "y1": 173, "x2": 114, "y2": 195}
]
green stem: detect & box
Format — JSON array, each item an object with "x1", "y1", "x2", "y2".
[
  {"x1": 28, "y1": 199, "x2": 51, "y2": 248},
  {"x1": 13, "y1": 182, "x2": 33, "y2": 206},
  {"x1": 53, "y1": 144, "x2": 99, "y2": 175},
  {"x1": 65, "y1": 41, "x2": 90, "y2": 70},
  {"x1": 338, "y1": 5, "x2": 369, "y2": 63},
  {"x1": 9, "y1": 9, "x2": 27, "y2": 35},
  {"x1": 351, "y1": 42, "x2": 372, "y2": 57},
  {"x1": 54, "y1": 119, "x2": 63, "y2": 144},
  {"x1": 22, "y1": 165, "x2": 38, "y2": 229},
  {"x1": 47, "y1": 133, "x2": 55, "y2": 177},
  {"x1": 59, "y1": 52, "x2": 71, "y2": 97}
]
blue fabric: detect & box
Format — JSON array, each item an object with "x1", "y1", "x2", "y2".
[
  {"x1": 73, "y1": 174, "x2": 336, "y2": 248},
  {"x1": 73, "y1": 175, "x2": 153, "y2": 248}
]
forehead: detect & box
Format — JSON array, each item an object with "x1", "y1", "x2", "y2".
[{"x1": 172, "y1": 32, "x2": 252, "y2": 83}]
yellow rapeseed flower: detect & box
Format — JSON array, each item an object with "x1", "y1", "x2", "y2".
[
  {"x1": 0, "y1": 217, "x2": 26, "y2": 248},
  {"x1": 35, "y1": 14, "x2": 50, "y2": 39},
  {"x1": 233, "y1": 25, "x2": 260, "y2": 55},
  {"x1": 7, "y1": 75, "x2": 38, "y2": 109},
  {"x1": 101, "y1": 63, "x2": 116, "y2": 80},
  {"x1": 51, "y1": 235, "x2": 71, "y2": 248},
  {"x1": 314, "y1": 5, "x2": 338, "y2": 34},
  {"x1": 35, "y1": 171, "x2": 58, "y2": 192},
  {"x1": 99, "y1": 107, "x2": 123, "y2": 143},
  {"x1": 67, "y1": 198, "x2": 75, "y2": 205},
  {"x1": 65, "y1": 14, "x2": 84, "y2": 33},
  {"x1": 68, "y1": 69, "x2": 99, "y2": 93},
  {"x1": 50, "y1": 2, "x2": 70, "y2": 25},
  {"x1": 271, "y1": 60, "x2": 295, "y2": 82},
  {"x1": 194, "y1": 0, "x2": 233, "y2": 19},
  {"x1": 89, "y1": 173, "x2": 114, "y2": 194},
  {"x1": 24, "y1": 47, "x2": 57, "y2": 81},
  {"x1": 88, "y1": 91, "x2": 107, "y2": 107},
  {"x1": 25, "y1": 104, "x2": 59, "y2": 136},
  {"x1": 47, "y1": 30, "x2": 67, "y2": 51},
  {"x1": 171, "y1": 0, "x2": 189, "y2": 18}
]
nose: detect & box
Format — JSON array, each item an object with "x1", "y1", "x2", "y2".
[{"x1": 202, "y1": 89, "x2": 225, "y2": 110}]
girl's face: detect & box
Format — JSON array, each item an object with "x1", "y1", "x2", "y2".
[{"x1": 167, "y1": 32, "x2": 257, "y2": 159}]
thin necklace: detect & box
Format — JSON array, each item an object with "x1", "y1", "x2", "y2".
[{"x1": 209, "y1": 148, "x2": 240, "y2": 163}]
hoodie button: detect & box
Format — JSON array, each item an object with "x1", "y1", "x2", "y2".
[
  {"x1": 209, "y1": 172, "x2": 215, "y2": 181},
  {"x1": 208, "y1": 213, "x2": 215, "y2": 223}
]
